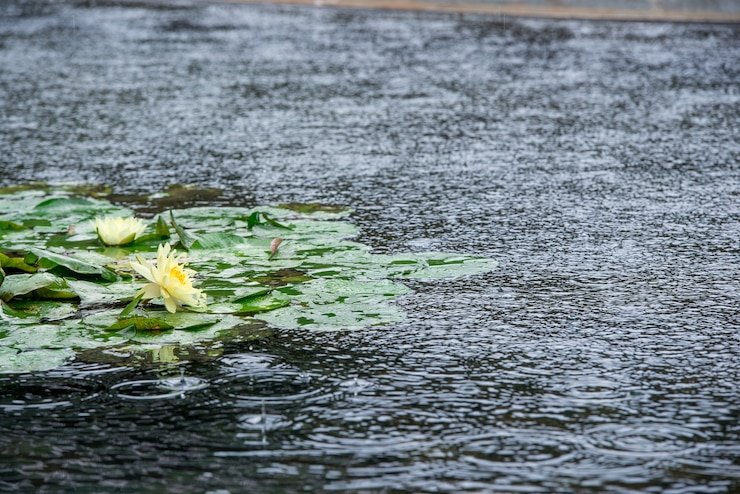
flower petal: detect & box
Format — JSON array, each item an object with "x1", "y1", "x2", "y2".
[
  {"x1": 164, "y1": 296, "x2": 177, "y2": 313},
  {"x1": 130, "y1": 259, "x2": 156, "y2": 283},
  {"x1": 140, "y1": 283, "x2": 161, "y2": 300}
]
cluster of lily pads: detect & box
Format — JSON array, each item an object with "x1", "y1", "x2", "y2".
[{"x1": 0, "y1": 185, "x2": 496, "y2": 373}]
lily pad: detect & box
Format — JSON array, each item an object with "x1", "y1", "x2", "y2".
[
  {"x1": 25, "y1": 248, "x2": 117, "y2": 281},
  {"x1": 0, "y1": 347, "x2": 76, "y2": 374},
  {"x1": 0, "y1": 273, "x2": 72, "y2": 301}
]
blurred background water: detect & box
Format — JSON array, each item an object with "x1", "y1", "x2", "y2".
[{"x1": 0, "y1": 0, "x2": 739, "y2": 491}]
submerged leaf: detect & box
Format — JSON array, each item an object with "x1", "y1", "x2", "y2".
[
  {"x1": 256, "y1": 302, "x2": 405, "y2": 332},
  {"x1": 278, "y1": 203, "x2": 348, "y2": 215}
]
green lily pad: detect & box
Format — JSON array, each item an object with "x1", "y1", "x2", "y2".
[
  {"x1": 0, "y1": 347, "x2": 75, "y2": 374},
  {"x1": 0, "y1": 252, "x2": 37, "y2": 273},
  {"x1": 65, "y1": 279, "x2": 137, "y2": 307},
  {"x1": 25, "y1": 248, "x2": 117, "y2": 281},
  {"x1": 191, "y1": 232, "x2": 247, "y2": 250},
  {"x1": 0, "y1": 300, "x2": 78, "y2": 323},
  {"x1": 0, "y1": 273, "x2": 72, "y2": 301},
  {"x1": 256, "y1": 302, "x2": 405, "y2": 332}
]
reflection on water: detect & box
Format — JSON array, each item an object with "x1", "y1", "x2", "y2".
[{"x1": 1, "y1": 0, "x2": 739, "y2": 492}]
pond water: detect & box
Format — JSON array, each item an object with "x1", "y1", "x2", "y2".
[{"x1": 1, "y1": 1, "x2": 739, "y2": 492}]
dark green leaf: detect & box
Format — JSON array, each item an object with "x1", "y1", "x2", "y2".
[
  {"x1": 246, "y1": 211, "x2": 292, "y2": 230},
  {"x1": 119, "y1": 292, "x2": 144, "y2": 319},
  {"x1": 0, "y1": 220, "x2": 25, "y2": 231},
  {"x1": 155, "y1": 215, "x2": 170, "y2": 236},
  {"x1": 0, "y1": 252, "x2": 37, "y2": 273},
  {"x1": 108, "y1": 316, "x2": 175, "y2": 332},
  {"x1": 234, "y1": 293, "x2": 289, "y2": 315},
  {"x1": 169, "y1": 210, "x2": 197, "y2": 250},
  {"x1": 245, "y1": 211, "x2": 261, "y2": 229}
]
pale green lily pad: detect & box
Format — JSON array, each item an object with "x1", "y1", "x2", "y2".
[
  {"x1": 1, "y1": 323, "x2": 125, "y2": 350},
  {"x1": 0, "y1": 300, "x2": 78, "y2": 323},
  {"x1": 279, "y1": 278, "x2": 412, "y2": 304},
  {"x1": 0, "y1": 346, "x2": 75, "y2": 374},
  {"x1": 379, "y1": 253, "x2": 499, "y2": 279},
  {"x1": 66, "y1": 279, "x2": 137, "y2": 307},
  {"x1": 0, "y1": 273, "x2": 71, "y2": 301},
  {"x1": 83, "y1": 310, "x2": 245, "y2": 345},
  {"x1": 256, "y1": 302, "x2": 405, "y2": 332},
  {"x1": 191, "y1": 232, "x2": 247, "y2": 250},
  {"x1": 25, "y1": 248, "x2": 117, "y2": 281}
]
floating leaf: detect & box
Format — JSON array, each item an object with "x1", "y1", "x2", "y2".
[
  {"x1": 0, "y1": 300, "x2": 78, "y2": 323},
  {"x1": 108, "y1": 317, "x2": 175, "y2": 332},
  {"x1": 24, "y1": 248, "x2": 117, "y2": 281},
  {"x1": 83, "y1": 310, "x2": 244, "y2": 344},
  {"x1": 0, "y1": 220, "x2": 25, "y2": 231},
  {"x1": 33, "y1": 196, "x2": 95, "y2": 211},
  {"x1": 66, "y1": 279, "x2": 136, "y2": 307},
  {"x1": 119, "y1": 292, "x2": 144, "y2": 319},
  {"x1": 246, "y1": 211, "x2": 292, "y2": 230},
  {"x1": 229, "y1": 290, "x2": 290, "y2": 315},
  {"x1": 191, "y1": 232, "x2": 245, "y2": 250},
  {"x1": 155, "y1": 215, "x2": 170, "y2": 236},
  {"x1": 0, "y1": 273, "x2": 72, "y2": 301},
  {"x1": 384, "y1": 253, "x2": 499, "y2": 279},
  {"x1": 169, "y1": 210, "x2": 197, "y2": 250},
  {"x1": 0, "y1": 252, "x2": 37, "y2": 273},
  {"x1": 0, "y1": 347, "x2": 75, "y2": 374}
]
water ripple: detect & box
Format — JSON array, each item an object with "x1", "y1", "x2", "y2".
[
  {"x1": 583, "y1": 423, "x2": 708, "y2": 458},
  {"x1": 0, "y1": 376, "x2": 103, "y2": 412},
  {"x1": 111, "y1": 376, "x2": 209, "y2": 401}
]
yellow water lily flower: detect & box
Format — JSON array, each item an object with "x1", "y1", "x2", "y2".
[
  {"x1": 93, "y1": 215, "x2": 146, "y2": 246},
  {"x1": 129, "y1": 243, "x2": 206, "y2": 313}
]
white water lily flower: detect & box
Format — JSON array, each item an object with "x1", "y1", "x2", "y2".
[
  {"x1": 93, "y1": 216, "x2": 146, "y2": 246},
  {"x1": 129, "y1": 243, "x2": 206, "y2": 313}
]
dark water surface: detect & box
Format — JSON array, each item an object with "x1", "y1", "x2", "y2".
[{"x1": 1, "y1": 1, "x2": 739, "y2": 492}]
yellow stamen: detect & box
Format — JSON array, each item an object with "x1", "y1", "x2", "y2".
[{"x1": 169, "y1": 266, "x2": 187, "y2": 285}]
